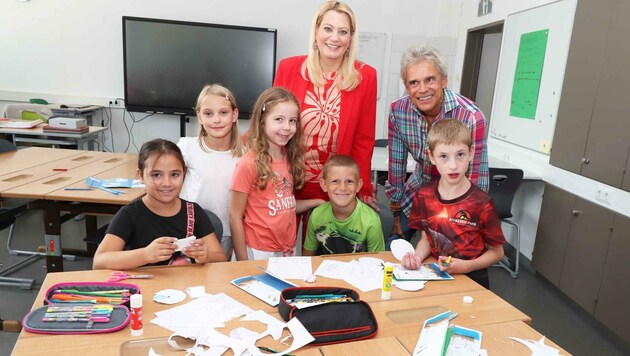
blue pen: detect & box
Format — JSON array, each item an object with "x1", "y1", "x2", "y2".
[{"x1": 64, "y1": 188, "x2": 93, "y2": 191}]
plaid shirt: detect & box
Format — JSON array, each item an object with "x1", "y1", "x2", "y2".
[{"x1": 385, "y1": 88, "x2": 489, "y2": 216}]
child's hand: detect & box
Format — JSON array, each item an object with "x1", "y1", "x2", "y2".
[
  {"x1": 438, "y1": 256, "x2": 468, "y2": 274},
  {"x1": 401, "y1": 251, "x2": 422, "y2": 270},
  {"x1": 144, "y1": 237, "x2": 178, "y2": 264},
  {"x1": 183, "y1": 239, "x2": 207, "y2": 263}
]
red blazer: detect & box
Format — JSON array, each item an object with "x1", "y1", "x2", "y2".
[{"x1": 273, "y1": 55, "x2": 377, "y2": 198}]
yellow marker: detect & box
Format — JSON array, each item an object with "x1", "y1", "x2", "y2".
[
  {"x1": 381, "y1": 262, "x2": 393, "y2": 300},
  {"x1": 442, "y1": 256, "x2": 452, "y2": 267}
]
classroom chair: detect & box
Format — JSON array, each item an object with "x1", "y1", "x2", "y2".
[
  {"x1": 3, "y1": 103, "x2": 52, "y2": 123},
  {"x1": 374, "y1": 200, "x2": 394, "y2": 239},
  {"x1": 0, "y1": 139, "x2": 36, "y2": 289},
  {"x1": 373, "y1": 139, "x2": 389, "y2": 194},
  {"x1": 488, "y1": 167, "x2": 524, "y2": 278},
  {"x1": 204, "y1": 210, "x2": 223, "y2": 244}
]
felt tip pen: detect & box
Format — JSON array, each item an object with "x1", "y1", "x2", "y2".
[
  {"x1": 442, "y1": 256, "x2": 452, "y2": 267},
  {"x1": 42, "y1": 316, "x2": 110, "y2": 323},
  {"x1": 53, "y1": 168, "x2": 68, "y2": 172}
]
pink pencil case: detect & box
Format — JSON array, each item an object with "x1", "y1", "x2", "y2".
[
  {"x1": 44, "y1": 282, "x2": 141, "y2": 308},
  {"x1": 22, "y1": 303, "x2": 130, "y2": 334}
]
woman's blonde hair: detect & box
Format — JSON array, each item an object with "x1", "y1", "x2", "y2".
[
  {"x1": 247, "y1": 87, "x2": 305, "y2": 191},
  {"x1": 194, "y1": 83, "x2": 244, "y2": 157},
  {"x1": 302, "y1": 1, "x2": 362, "y2": 91}
]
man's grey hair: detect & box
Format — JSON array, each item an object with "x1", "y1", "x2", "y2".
[{"x1": 400, "y1": 46, "x2": 448, "y2": 82}]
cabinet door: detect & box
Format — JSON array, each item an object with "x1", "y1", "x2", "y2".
[
  {"x1": 532, "y1": 184, "x2": 574, "y2": 285},
  {"x1": 558, "y1": 198, "x2": 614, "y2": 314},
  {"x1": 594, "y1": 214, "x2": 630, "y2": 344},
  {"x1": 581, "y1": 0, "x2": 630, "y2": 187},
  {"x1": 549, "y1": 0, "x2": 613, "y2": 174}
]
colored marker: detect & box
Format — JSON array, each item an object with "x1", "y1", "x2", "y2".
[
  {"x1": 64, "y1": 187, "x2": 93, "y2": 191},
  {"x1": 442, "y1": 256, "x2": 452, "y2": 267},
  {"x1": 53, "y1": 168, "x2": 68, "y2": 172}
]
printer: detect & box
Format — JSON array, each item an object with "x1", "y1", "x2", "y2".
[{"x1": 48, "y1": 117, "x2": 88, "y2": 130}]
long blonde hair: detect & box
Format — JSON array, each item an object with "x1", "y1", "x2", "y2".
[
  {"x1": 247, "y1": 87, "x2": 305, "y2": 190},
  {"x1": 194, "y1": 83, "x2": 244, "y2": 157},
  {"x1": 302, "y1": 1, "x2": 362, "y2": 90}
]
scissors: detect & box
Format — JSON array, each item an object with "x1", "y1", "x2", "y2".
[{"x1": 107, "y1": 271, "x2": 153, "y2": 282}]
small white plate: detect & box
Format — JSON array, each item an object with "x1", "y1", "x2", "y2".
[
  {"x1": 153, "y1": 289, "x2": 186, "y2": 304},
  {"x1": 395, "y1": 280, "x2": 425, "y2": 291},
  {"x1": 390, "y1": 239, "x2": 415, "y2": 261}
]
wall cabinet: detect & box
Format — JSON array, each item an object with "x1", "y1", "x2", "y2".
[
  {"x1": 533, "y1": 183, "x2": 630, "y2": 344},
  {"x1": 550, "y1": 0, "x2": 630, "y2": 189}
]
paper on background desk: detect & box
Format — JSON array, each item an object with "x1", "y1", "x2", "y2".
[
  {"x1": 0, "y1": 119, "x2": 43, "y2": 128},
  {"x1": 85, "y1": 176, "x2": 145, "y2": 189},
  {"x1": 266, "y1": 256, "x2": 312, "y2": 280}
]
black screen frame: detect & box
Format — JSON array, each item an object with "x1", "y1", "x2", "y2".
[{"x1": 122, "y1": 16, "x2": 277, "y2": 119}]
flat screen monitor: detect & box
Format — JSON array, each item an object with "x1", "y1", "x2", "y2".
[{"x1": 123, "y1": 16, "x2": 277, "y2": 118}]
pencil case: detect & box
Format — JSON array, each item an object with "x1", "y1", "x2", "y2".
[
  {"x1": 278, "y1": 286, "x2": 378, "y2": 345},
  {"x1": 44, "y1": 282, "x2": 141, "y2": 308},
  {"x1": 22, "y1": 303, "x2": 130, "y2": 335}
]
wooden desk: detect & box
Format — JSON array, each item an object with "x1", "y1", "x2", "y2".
[
  {"x1": 396, "y1": 320, "x2": 570, "y2": 355},
  {"x1": 0, "y1": 147, "x2": 143, "y2": 272},
  {"x1": 12, "y1": 253, "x2": 545, "y2": 355},
  {"x1": 0, "y1": 120, "x2": 106, "y2": 151}
]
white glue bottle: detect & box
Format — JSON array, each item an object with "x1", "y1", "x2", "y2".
[
  {"x1": 130, "y1": 293, "x2": 143, "y2": 336},
  {"x1": 381, "y1": 262, "x2": 393, "y2": 300}
]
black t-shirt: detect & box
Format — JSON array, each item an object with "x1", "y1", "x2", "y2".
[{"x1": 106, "y1": 198, "x2": 214, "y2": 265}]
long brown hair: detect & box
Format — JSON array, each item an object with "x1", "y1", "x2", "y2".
[{"x1": 247, "y1": 87, "x2": 305, "y2": 190}]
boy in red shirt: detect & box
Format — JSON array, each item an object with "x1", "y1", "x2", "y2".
[{"x1": 400, "y1": 119, "x2": 505, "y2": 288}]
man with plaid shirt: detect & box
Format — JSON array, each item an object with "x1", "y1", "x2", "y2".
[{"x1": 385, "y1": 46, "x2": 489, "y2": 241}]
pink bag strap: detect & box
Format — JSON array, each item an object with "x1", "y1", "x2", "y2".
[{"x1": 186, "y1": 202, "x2": 195, "y2": 237}]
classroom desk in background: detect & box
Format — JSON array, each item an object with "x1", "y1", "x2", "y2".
[
  {"x1": 0, "y1": 147, "x2": 143, "y2": 272},
  {"x1": 0, "y1": 120, "x2": 106, "y2": 151},
  {"x1": 10, "y1": 252, "x2": 571, "y2": 356}
]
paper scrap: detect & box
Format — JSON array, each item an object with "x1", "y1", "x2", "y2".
[
  {"x1": 186, "y1": 286, "x2": 206, "y2": 299},
  {"x1": 153, "y1": 289, "x2": 187, "y2": 305},
  {"x1": 509, "y1": 336, "x2": 560, "y2": 356},
  {"x1": 176, "y1": 235, "x2": 196, "y2": 252}
]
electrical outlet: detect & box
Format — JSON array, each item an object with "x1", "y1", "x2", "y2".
[
  {"x1": 595, "y1": 185, "x2": 613, "y2": 204},
  {"x1": 108, "y1": 99, "x2": 124, "y2": 108}
]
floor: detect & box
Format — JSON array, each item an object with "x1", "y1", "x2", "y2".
[{"x1": 2, "y1": 209, "x2": 630, "y2": 355}]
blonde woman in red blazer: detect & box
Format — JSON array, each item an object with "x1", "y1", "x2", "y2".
[{"x1": 274, "y1": 1, "x2": 377, "y2": 209}]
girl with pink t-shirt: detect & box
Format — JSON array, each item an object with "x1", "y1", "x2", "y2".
[{"x1": 230, "y1": 87, "x2": 324, "y2": 261}]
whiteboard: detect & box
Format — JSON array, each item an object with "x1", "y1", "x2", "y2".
[
  {"x1": 489, "y1": 0, "x2": 577, "y2": 154},
  {"x1": 358, "y1": 32, "x2": 386, "y2": 99}
]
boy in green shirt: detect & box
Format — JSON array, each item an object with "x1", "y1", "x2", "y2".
[{"x1": 303, "y1": 155, "x2": 385, "y2": 255}]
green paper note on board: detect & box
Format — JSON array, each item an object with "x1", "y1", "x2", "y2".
[{"x1": 510, "y1": 29, "x2": 549, "y2": 119}]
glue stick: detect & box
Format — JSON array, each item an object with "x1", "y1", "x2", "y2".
[
  {"x1": 130, "y1": 293, "x2": 143, "y2": 336},
  {"x1": 382, "y1": 262, "x2": 394, "y2": 300}
]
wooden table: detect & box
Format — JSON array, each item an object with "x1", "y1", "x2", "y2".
[
  {"x1": 9, "y1": 252, "x2": 569, "y2": 355},
  {"x1": 0, "y1": 147, "x2": 144, "y2": 272}
]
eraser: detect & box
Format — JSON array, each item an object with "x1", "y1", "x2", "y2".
[{"x1": 463, "y1": 295, "x2": 473, "y2": 304}]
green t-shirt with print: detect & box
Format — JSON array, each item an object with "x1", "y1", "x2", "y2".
[{"x1": 304, "y1": 199, "x2": 385, "y2": 254}]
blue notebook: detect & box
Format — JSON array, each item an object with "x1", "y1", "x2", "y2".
[{"x1": 231, "y1": 267, "x2": 296, "y2": 306}]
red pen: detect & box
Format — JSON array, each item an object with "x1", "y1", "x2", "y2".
[{"x1": 53, "y1": 168, "x2": 67, "y2": 172}]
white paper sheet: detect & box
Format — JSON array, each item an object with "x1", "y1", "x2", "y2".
[{"x1": 266, "y1": 257, "x2": 313, "y2": 280}]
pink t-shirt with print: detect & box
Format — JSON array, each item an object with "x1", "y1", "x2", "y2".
[{"x1": 231, "y1": 150, "x2": 297, "y2": 254}]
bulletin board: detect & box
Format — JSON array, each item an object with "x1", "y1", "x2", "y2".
[{"x1": 489, "y1": 0, "x2": 577, "y2": 154}]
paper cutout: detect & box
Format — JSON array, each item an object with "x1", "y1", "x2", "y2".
[
  {"x1": 509, "y1": 336, "x2": 560, "y2": 356},
  {"x1": 186, "y1": 286, "x2": 206, "y2": 299},
  {"x1": 153, "y1": 289, "x2": 187, "y2": 304},
  {"x1": 390, "y1": 239, "x2": 415, "y2": 261},
  {"x1": 394, "y1": 280, "x2": 426, "y2": 291},
  {"x1": 176, "y1": 235, "x2": 196, "y2": 252}
]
